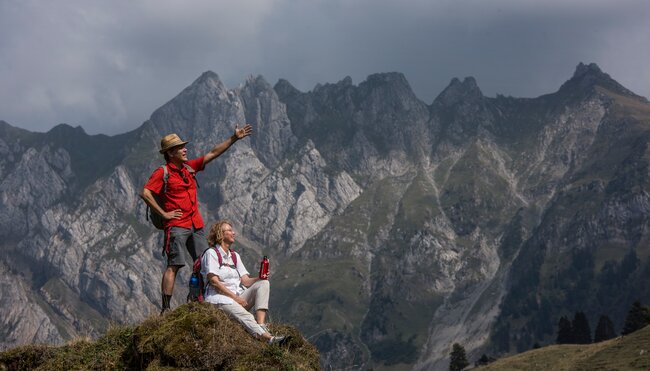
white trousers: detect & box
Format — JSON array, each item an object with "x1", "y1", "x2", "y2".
[
  {"x1": 240, "y1": 279, "x2": 270, "y2": 311},
  {"x1": 216, "y1": 280, "x2": 270, "y2": 337}
]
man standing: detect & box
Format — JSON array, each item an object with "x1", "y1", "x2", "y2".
[{"x1": 140, "y1": 124, "x2": 252, "y2": 313}]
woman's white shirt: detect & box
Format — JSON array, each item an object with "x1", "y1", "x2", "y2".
[{"x1": 201, "y1": 246, "x2": 250, "y2": 305}]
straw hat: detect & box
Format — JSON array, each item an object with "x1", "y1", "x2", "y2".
[{"x1": 159, "y1": 133, "x2": 189, "y2": 153}]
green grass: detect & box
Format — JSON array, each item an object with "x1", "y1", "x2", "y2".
[
  {"x1": 478, "y1": 324, "x2": 650, "y2": 370},
  {"x1": 273, "y1": 258, "x2": 369, "y2": 336},
  {"x1": 397, "y1": 171, "x2": 442, "y2": 227},
  {"x1": 0, "y1": 303, "x2": 320, "y2": 370}
]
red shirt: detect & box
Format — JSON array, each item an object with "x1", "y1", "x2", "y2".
[{"x1": 144, "y1": 157, "x2": 205, "y2": 229}]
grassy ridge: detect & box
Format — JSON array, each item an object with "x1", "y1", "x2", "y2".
[
  {"x1": 0, "y1": 302, "x2": 320, "y2": 370},
  {"x1": 479, "y1": 325, "x2": 650, "y2": 370}
]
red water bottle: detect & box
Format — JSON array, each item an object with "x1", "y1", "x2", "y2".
[{"x1": 259, "y1": 256, "x2": 269, "y2": 280}]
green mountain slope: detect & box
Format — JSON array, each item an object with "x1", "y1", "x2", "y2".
[{"x1": 479, "y1": 325, "x2": 650, "y2": 370}]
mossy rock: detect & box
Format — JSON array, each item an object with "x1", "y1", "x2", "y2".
[{"x1": 0, "y1": 302, "x2": 320, "y2": 371}]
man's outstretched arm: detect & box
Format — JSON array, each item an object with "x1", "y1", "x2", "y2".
[{"x1": 202, "y1": 124, "x2": 253, "y2": 167}]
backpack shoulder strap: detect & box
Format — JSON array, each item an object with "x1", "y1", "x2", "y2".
[
  {"x1": 182, "y1": 163, "x2": 199, "y2": 188},
  {"x1": 215, "y1": 248, "x2": 237, "y2": 268},
  {"x1": 182, "y1": 163, "x2": 196, "y2": 174},
  {"x1": 161, "y1": 165, "x2": 169, "y2": 193},
  {"x1": 217, "y1": 247, "x2": 224, "y2": 266},
  {"x1": 193, "y1": 246, "x2": 213, "y2": 273}
]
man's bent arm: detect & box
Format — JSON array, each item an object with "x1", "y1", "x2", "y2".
[
  {"x1": 139, "y1": 188, "x2": 165, "y2": 215},
  {"x1": 139, "y1": 188, "x2": 181, "y2": 220}
]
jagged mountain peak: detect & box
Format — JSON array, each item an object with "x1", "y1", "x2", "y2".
[
  {"x1": 243, "y1": 74, "x2": 273, "y2": 92},
  {"x1": 433, "y1": 76, "x2": 484, "y2": 106},
  {"x1": 558, "y1": 62, "x2": 641, "y2": 100},
  {"x1": 180, "y1": 70, "x2": 228, "y2": 97},
  {"x1": 356, "y1": 72, "x2": 420, "y2": 105},
  {"x1": 362, "y1": 72, "x2": 410, "y2": 89},
  {"x1": 274, "y1": 78, "x2": 302, "y2": 98},
  {"x1": 572, "y1": 62, "x2": 603, "y2": 79},
  {"x1": 194, "y1": 70, "x2": 222, "y2": 85},
  {"x1": 148, "y1": 70, "x2": 231, "y2": 133},
  {"x1": 339, "y1": 75, "x2": 353, "y2": 86},
  {"x1": 312, "y1": 75, "x2": 357, "y2": 94}
]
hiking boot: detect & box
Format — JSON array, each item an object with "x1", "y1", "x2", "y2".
[{"x1": 268, "y1": 335, "x2": 291, "y2": 346}]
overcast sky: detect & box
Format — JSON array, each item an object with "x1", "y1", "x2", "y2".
[{"x1": 1, "y1": 0, "x2": 649, "y2": 135}]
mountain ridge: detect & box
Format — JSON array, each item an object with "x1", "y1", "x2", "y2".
[{"x1": 1, "y1": 62, "x2": 649, "y2": 370}]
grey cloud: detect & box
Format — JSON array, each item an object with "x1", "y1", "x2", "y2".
[{"x1": 1, "y1": 0, "x2": 649, "y2": 135}]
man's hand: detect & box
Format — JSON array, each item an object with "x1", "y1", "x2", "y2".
[
  {"x1": 202, "y1": 123, "x2": 254, "y2": 167},
  {"x1": 163, "y1": 209, "x2": 182, "y2": 220},
  {"x1": 234, "y1": 124, "x2": 253, "y2": 140}
]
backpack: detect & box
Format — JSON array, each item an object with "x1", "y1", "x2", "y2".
[
  {"x1": 146, "y1": 164, "x2": 197, "y2": 229},
  {"x1": 187, "y1": 247, "x2": 238, "y2": 303}
]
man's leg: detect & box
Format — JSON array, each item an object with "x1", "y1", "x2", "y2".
[
  {"x1": 161, "y1": 265, "x2": 180, "y2": 313},
  {"x1": 160, "y1": 227, "x2": 191, "y2": 313},
  {"x1": 189, "y1": 227, "x2": 209, "y2": 260},
  {"x1": 240, "y1": 280, "x2": 270, "y2": 324}
]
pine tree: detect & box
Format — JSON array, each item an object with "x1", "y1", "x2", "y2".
[
  {"x1": 474, "y1": 354, "x2": 496, "y2": 366},
  {"x1": 594, "y1": 315, "x2": 616, "y2": 342},
  {"x1": 556, "y1": 316, "x2": 573, "y2": 344},
  {"x1": 449, "y1": 343, "x2": 469, "y2": 371},
  {"x1": 622, "y1": 301, "x2": 650, "y2": 335},
  {"x1": 572, "y1": 311, "x2": 592, "y2": 344}
]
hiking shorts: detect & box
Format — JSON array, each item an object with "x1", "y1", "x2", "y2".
[{"x1": 164, "y1": 226, "x2": 209, "y2": 267}]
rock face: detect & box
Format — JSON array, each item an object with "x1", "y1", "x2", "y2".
[{"x1": 1, "y1": 62, "x2": 650, "y2": 370}]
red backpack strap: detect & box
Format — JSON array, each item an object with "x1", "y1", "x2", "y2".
[{"x1": 215, "y1": 248, "x2": 237, "y2": 268}]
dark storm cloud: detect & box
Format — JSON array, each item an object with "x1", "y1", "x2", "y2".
[{"x1": 1, "y1": 0, "x2": 649, "y2": 135}]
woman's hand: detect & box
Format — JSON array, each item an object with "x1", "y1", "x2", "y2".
[{"x1": 235, "y1": 296, "x2": 248, "y2": 308}]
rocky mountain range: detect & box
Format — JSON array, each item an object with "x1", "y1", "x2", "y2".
[{"x1": 1, "y1": 62, "x2": 649, "y2": 370}]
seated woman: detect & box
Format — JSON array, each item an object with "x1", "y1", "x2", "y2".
[{"x1": 201, "y1": 220, "x2": 288, "y2": 345}]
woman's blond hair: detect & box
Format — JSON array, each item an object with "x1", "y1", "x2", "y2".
[{"x1": 207, "y1": 220, "x2": 233, "y2": 246}]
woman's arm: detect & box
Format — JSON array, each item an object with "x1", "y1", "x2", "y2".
[
  {"x1": 207, "y1": 273, "x2": 248, "y2": 307},
  {"x1": 239, "y1": 274, "x2": 260, "y2": 288}
]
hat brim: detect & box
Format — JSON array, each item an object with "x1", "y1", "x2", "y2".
[{"x1": 159, "y1": 140, "x2": 189, "y2": 154}]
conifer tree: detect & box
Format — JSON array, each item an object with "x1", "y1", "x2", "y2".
[
  {"x1": 594, "y1": 315, "x2": 616, "y2": 342},
  {"x1": 572, "y1": 311, "x2": 592, "y2": 344},
  {"x1": 622, "y1": 301, "x2": 650, "y2": 335},
  {"x1": 449, "y1": 343, "x2": 469, "y2": 371},
  {"x1": 474, "y1": 354, "x2": 496, "y2": 366},
  {"x1": 556, "y1": 316, "x2": 573, "y2": 344}
]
